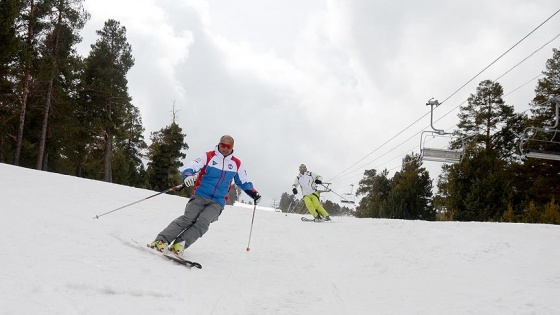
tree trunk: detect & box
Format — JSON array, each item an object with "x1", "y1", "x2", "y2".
[
  {"x1": 104, "y1": 129, "x2": 112, "y2": 182},
  {"x1": 0, "y1": 130, "x2": 4, "y2": 162},
  {"x1": 15, "y1": 69, "x2": 30, "y2": 166},
  {"x1": 36, "y1": 78, "x2": 53, "y2": 169},
  {"x1": 14, "y1": 0, "x2": 34, "y2": 166},
  {"x1": 75, "y1": 161, "x2": 82, "y2": 177},
  {"x1": 37, "y1": 8, "x2": 62, "y2": 170}
]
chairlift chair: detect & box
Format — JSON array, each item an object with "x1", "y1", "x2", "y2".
[
  {"x1": 520, "y1": 97, "x2": 560, "y2": 161},
  {"x1": 420, "y1": 98, "x2": 464, "y2": 163},
  {"x1": 340, "y1": 184, "x2": 356, "y2": 204}
]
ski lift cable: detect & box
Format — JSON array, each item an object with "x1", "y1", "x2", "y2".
[
  {"x1": 504, "y1": 74, "x2": 543, "y2": 99},
  {"x1": 494, "y1": 32, "x2": 560, "y2": 82},
  {"x1": 330, "y1": 100, "x2": 467, "y2": 183},
  {"x1": 428, "y1": 32, "x2": 560, "y2": 127},
  {"x1": 331, "y1": 89, "x2": 548, "y2": 185},
  {"x1": 437, "y1": 9, "x2": 560, "y2": 107},
  {"x1": 329, "y1": 128, "x2": 426, "y2": 184},
  {"x1": 434, "y1": 30, "x2": 557, "y2": 121},
  {"x1": 423, "y1": 32, "x2": 559, "y2": 134},
  {"x1": 331, "y1": 45, "x2": 555, "y2": 181},
  {"x1": 332, "y1": 90, "x2": 545, "y2": 185},
  {"x1": 330, "y1": 99, "x2": 493, "y2": 183},
  {"x1": 327, "y1": 112, "x2": 430, "y2": 182},
  {"x1": 333, "y1": 74, "x2": 558, "y2": 195},
  {"x1": 328, "y1": 10, "x2": 560, "y2": 183}
]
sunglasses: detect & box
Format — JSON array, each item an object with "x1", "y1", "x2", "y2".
[{"x1": 219, "y1": 143, "x2": 233, "y2": 150}]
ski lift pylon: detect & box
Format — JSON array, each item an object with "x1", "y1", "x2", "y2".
[
  {"x1": 520, "y1": 97, "x2": 560, "y2": 161},
  {"x1": 420, "y1": 98, "x2": 464, "y2": 163}
]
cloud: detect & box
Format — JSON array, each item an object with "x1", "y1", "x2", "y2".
[{"x1": 77, "y1": 0, "x2": 560, "y2": 206}]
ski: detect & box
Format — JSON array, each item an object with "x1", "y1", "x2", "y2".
[
  {"x1": 131, "y1": 239, "x2": 202, "y2": 269},
  {"x1": 301, "y1": 217, "x2": 322, "y2": 222},
  {"x1": 301, "y1": 217, "x2": 332, "y2": 222},
  {"x1": 159, "y1": 248, "x2": 202, "y2": 269}
]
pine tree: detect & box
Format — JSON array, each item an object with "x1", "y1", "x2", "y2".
[
  {"x1": 541, "y1": 198, "x2": 560, "y2": 225},
  {"x1": 355, "y1": 168, "x2": 391, "y2": 218},
  {"x1": 81, "y1": 19, "x2": 134, "y2": 182},
  {"x1": 111, "y1": 105, "x2": 147, "y2": 187},
  {"x1": 35, "y1": 0, "x2": 89, "y2": 170},
  {"x1": 58, "y1": 55, "x2": 98, "y2": 177},
  {"x1": 0, "y1": 0, "x2": 18, "y2": 81},
  {"x1": 438, "y1": 148, "x2": 512, "y2": 221},
  {"x1": 146, "y1": 122, "x2": 189, "y2": 192},
  {"x1": 13, "y1": 0, "x2": 48, "y2": 165},
  {"x1": 433, "y1": 165, "x2": 455, "y2": 220},
  {"x1": 530, "y1": 48, "x2": 560, "y2": 124},
  {"x1": 501, "y1": 204, "x2": 515, "y2": 223},
  {"x1": 437, "y1": 80, "x2": 518, "y2": 221},
  {"x1": 456, "y1": 80, "x2": 520, "y2": 157},
  {"x1": 386, "y1": 153, "x2": 435, "y2": 220},
  {"x1": 523, "y1": 201, "x2": 541, "y2": 224},
  {"x1": 517, "y1": 47, "x2": 560, "y2": 211},
  {"x1": 0, "y1": 0, "x2": 19, "y2": 162}
]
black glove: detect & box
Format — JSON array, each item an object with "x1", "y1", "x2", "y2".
[
  {"x1": 315, "y1": 179, "x2": 322, "y2": 184},
  {"x1": 245, "y1": 189, "x2": 261, "y2": 204},
  {"x1": 292, "y1": 188, "x2": 298, "y2": 195}
]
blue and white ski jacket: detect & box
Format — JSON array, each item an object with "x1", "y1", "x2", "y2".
[{"x1": 181, "y1": 146, "x2": 255, "y2": 207}]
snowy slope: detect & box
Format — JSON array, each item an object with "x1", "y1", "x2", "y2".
[{"x1": 1, "y1": 163, "x2": 560, "y2": 315}]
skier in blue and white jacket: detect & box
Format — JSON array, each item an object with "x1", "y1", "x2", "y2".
[{"x1": 150, "y1": 135, "x2": 261, "y2": 255}]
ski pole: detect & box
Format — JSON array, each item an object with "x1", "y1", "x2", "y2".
[
  {"x1": 93, "y1": 184, "x2": 185, "y2": 219},
  {"x1": 286, "y1": 199, "x2": 300, "y2": 216},
  {"x1": 246, "y1": 203, "x2": 257, "y2": 252},
  {"x1": 286, "y1": 199, "x2": 295, "y2": 216}
]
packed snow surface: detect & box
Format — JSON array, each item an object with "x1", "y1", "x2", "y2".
[{"x1": 1, "y1": 163, "x2": 560, "y2": 314}]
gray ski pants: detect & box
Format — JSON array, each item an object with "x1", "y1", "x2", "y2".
[{"x1": 156, "y1": 195, "x2": 223, "y2": 247}]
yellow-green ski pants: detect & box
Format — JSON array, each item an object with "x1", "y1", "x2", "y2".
[{"x1": 303, "y1": 193, "x2": 329, "y2": 217}]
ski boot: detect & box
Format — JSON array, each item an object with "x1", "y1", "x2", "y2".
[
  {"x1": 171, "y1": 242, "x2": 185, "y2": 256},
  {"x1": 149, "y1": 240, "x2": 169, "y2": 252}
]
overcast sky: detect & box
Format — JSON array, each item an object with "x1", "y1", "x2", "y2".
[{"x1": 76, "y1": 0, "x2": 560, "y2": 207}]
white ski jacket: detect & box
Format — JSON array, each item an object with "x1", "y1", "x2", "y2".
[{"x1": 293, "y1": 171, "x2": 322, "y2": 196}]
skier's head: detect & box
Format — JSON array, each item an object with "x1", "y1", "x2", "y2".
[
  {"x1": 218, "y1": 135, "x2": 234, "y2": 156},
  {"x1": 299, "y1": 164, "x2": 307, "y2": 174}
]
